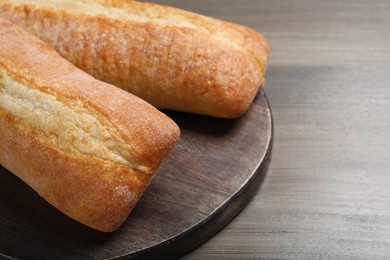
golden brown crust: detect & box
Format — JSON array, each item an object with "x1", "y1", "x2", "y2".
[
  {"x1": 0, "y1": 18, "x2": 180, "y2": 232},
  {"x1": 0, "y1": 0, "x2": 269, "y2": 118}
]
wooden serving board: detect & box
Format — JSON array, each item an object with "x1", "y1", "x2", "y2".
[{"x1": 0, "y1": 90, "x2": 272, "y2": 260}]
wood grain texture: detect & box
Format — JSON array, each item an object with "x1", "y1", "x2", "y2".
[
  {"x1": 144, "y1": 0, "x2": 390, "y2": 259},
  {"x1": 2, "y1": 0, "x2": 390, "y2": 259}
]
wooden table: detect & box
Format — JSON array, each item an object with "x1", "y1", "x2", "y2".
[{"x1": 148, "y1": 0, "x2": 390, "y2": 259}]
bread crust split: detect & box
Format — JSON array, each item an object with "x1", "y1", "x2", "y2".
[
  {"x1": 0, "y1": 0, "x2": 269, "y2": 118},
  {"x1": 0, "y1": 18, "x2": 180, "y2": 232}
]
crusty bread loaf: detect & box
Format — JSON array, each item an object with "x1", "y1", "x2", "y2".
[
  {"x1": 0, "y1": 17, "x2": 180, "y2": 232},
  {"x1": 0, "y1": 0, "x2": 269, "y2": 118}
]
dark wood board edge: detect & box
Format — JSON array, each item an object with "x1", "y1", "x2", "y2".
[{"x1": 112, "y1": 94, "x2": 274, "y2": 260}]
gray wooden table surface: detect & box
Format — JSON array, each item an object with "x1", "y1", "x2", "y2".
[{"x1": 148, "y1": 0, "x2": 390, "y2": 259}]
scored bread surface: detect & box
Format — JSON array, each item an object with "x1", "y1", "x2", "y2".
[
  {"x1": 1, "y1": 73, "x2": 140, "y2": 169},
  {"x1": 0, "y1": 0, "x2": 269, "y2": 118},
  {"x1": 0, "y1": 17, "x2": 180, "y2": 232}
]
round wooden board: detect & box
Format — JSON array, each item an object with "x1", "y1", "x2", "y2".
[{"x1": 0, "y1": 90, "x2": 273, "y2": 260}]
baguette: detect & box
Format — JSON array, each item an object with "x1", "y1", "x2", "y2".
[
  {"x1": 0, "y1": 17, "x2": 180, "y2": 232},
  {"x1": 0, "y1": 0, "x2": 269, "y2": 118}
]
